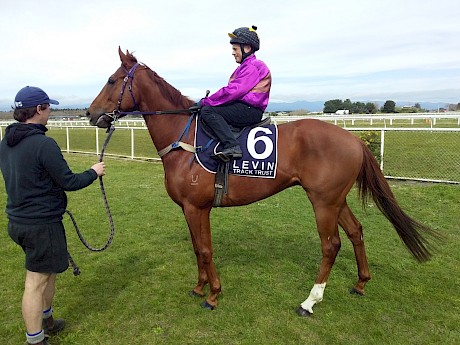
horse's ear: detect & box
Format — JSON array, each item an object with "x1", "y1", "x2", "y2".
[
  {"x1": 118, "y1": 46, "x2": 124, "y2": 60},
  {"x1": 118, "y1": 46, "x2": 130, "y2": 67}
]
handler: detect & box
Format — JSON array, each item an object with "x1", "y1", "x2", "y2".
[
  {"x1": 0, "y1": 86, "x2": 106, "y2": 345},
  {"x1": 199, "y1": 25, "x2": 272, "y2": 161}
]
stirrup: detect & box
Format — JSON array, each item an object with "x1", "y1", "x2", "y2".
[{"x1": 211, "y1": 151, "x2": 231, "y2": 162}]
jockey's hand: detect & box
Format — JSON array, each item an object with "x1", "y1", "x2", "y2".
[{"x1": 189, "y1": 100, "x2": 202, "y2": 112}]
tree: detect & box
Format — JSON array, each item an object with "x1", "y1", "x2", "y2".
[
  {"x1": 365, "y1": 102, "x2": 377, "y2": 114},
  {"x1": 448, "y1": 104, "x2": 455, "y2": 111},
  {"x1": 343, "y1": 99, "x2": 353, "y2": 111},
  {"x1": 352, "y1": 101, "x2": 367, "y2": 114},
  {"x1": 323, "y1": 99, "x2": 343, "y2": 113},
  {"x1": 382, "y1": 100, "x2": 396, "y2": 113}
]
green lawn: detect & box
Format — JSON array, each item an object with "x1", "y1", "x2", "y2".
[{"x1": 0, "y1": 155, "x2": 459, "y2": 344}]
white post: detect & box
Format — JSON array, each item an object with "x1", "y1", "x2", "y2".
[
  {"x1": 96, "y1": 128, "x2": 100, "y2": 156},
  {"x1": 131, "y1": 128, "x2": 135, "y2": 159},
  {"x1": 380, "y1": 129, "x2": 385, "y2": 171},
  {"x1": 66, "y1": 127, "x2": 70, "y2": 153}
]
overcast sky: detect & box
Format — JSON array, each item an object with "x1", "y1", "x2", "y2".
[{"x1": 1, "y1": 0, "x2": 459, "y2": 109}]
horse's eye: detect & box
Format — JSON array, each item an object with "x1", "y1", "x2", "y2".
[{"x1": 108, "y1": 78, "x2": 115, "y2": 85}]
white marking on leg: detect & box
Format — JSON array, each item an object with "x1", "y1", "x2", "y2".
[{"x1": 300, "y1": 282, "x2": 326, "y2": 314}]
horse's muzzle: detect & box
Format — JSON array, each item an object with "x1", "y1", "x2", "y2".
[
  {"x1": 86, "y1": 110, "x2": 112, "y2": 128},
  {"x1": 95, "y1": 115, "x2": 113, "y2": 128}
]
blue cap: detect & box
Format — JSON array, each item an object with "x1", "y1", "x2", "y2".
[{"x1": 14, "y1": 86, "x2": 59, "y2": 108}]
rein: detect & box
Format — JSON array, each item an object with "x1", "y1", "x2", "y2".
[
  {"x1": 66, "y1": 125, "x2": 116, "y2": 276},
  {"x1": 68, "y1": 63, "x2": 200, "y2": 275}
]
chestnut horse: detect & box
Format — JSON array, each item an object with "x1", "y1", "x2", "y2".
[{"x1": 87, "y1": 48, "x2": 436, "y2": 316}]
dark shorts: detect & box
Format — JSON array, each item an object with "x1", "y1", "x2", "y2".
[{"x1": 8, "y1": 221, "x2": 69, "y2": 273}]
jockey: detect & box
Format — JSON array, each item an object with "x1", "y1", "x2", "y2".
[{"x1": 199, "y1": 25, "x2": 272, "y2": 161}]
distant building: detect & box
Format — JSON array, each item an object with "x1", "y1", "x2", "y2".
[{"x1": 49, "y1": 115, "x2": 81, "y2": 121}]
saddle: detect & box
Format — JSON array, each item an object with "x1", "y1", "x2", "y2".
[{"x1": 198, "y1": 116, "x2": 272, "y2": 207}]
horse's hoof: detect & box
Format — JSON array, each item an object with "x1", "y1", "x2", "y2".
[
  {"x1": 200, "y1": 300, "x2": 216, "y2": 310},
  {"x1": 349, "y1": 287, "x2": 365, "y2": 296},
  {"x1": 295, "y1": 306, "x2": 312, "y2": 317},
  {"x1": 189, "y1": 290, "x2": 205, "y2": 298}
]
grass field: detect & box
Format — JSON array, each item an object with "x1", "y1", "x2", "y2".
[{"x1": 0, "y1": 155, "x2": 459, "y2": 344}]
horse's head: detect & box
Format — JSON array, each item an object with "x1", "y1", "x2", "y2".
[
  {"x1": 87, "y1": 47, "x2": 142, "y2": 128},
  {"x1": 88, "y1": 47, "x2": 195, "y2": 129}
]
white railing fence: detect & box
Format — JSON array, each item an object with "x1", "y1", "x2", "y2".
[{"x1": 1, "y1": 115, "x2": 459, "y2": 184}]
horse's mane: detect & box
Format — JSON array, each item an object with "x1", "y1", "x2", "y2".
[
  {"x1": 126, "y1": 51, "x2": 193, "y2": 109},
  {"x1": 148, "y1": 69, "x2": 193, "y2": 109}
]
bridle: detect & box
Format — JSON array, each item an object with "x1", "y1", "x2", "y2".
[{"x1": 99, "y1": 62, "x2": 141, "y2": 125}]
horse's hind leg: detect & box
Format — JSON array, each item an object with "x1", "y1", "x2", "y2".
[
  {"x1": 338, "y1": 201, "x2": 371, "y2": 295},
  {"x1": 297, "y1": 204, "x2": 341, "y2": 316}
]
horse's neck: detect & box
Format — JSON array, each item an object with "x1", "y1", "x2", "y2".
[
  {"x1": 143, "y1": 111, "x2": 195, "y2": 153},
  {"x1": 139, "y1": 70, "x2": 195, "y2": 154}
]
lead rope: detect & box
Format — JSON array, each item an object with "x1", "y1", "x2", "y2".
[{"x1": 67, "y1": 125, "x2": 116, "y2": 275}]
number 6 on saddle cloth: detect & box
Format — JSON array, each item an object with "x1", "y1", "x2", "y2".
[{"x1": 195, "y1": 115, "x2": 278, "y2": 180}]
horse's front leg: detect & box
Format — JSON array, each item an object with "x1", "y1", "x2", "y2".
[
  {"x1": 183, "y1": 204, "x2": 221, "y2": 309},
  {"x1": 188, "y1": 233, "x2": 207, "y2": 298}
]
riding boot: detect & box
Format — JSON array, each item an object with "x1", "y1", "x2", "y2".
[
  {"x1": 201, "y1": 112, "x2": 242, "y2": 160},
  {"x1": 42, "y1": 316, "x2": 65, "y2": 335}
]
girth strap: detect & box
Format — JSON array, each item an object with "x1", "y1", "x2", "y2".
[
  {"x1": 158, "y1": 141, "x2": 196, "y2": 157},
  {"x1": 157, "y1": 113, "x2": 197, "y2": 157}
]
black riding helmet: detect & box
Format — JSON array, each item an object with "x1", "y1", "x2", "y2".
[{"x1": 228, "y1": 25, "x2": 260, "y2": 61}]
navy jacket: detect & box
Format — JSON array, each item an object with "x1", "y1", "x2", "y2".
[{"x1": 0, "y1": 123, "x2": 97, "y2": 224}]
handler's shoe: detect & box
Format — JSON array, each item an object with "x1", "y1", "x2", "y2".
[{"x1": 43, "y1": 316, "x2": 65, "y2": 335}]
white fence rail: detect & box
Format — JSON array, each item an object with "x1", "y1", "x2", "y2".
[
  {"x1": 2, "y1": 112, "x2": 459, "y2": 128},
  {"x1": 270, "y1": 113, "x2": 460, "y2": 128}
]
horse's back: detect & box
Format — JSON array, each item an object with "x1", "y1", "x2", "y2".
[
  {"x1": 213, "y1": 119, "x2": 364, "y2": 206},
  {"x1": 276, "y1": 119, "x2": 363, "y2": 192}
]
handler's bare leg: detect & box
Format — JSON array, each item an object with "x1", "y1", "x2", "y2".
[
  {"x1": 42, "y1": 273, "x2": 56, "y2": 312},
  {"x1": 23, "y1": 270, "x2": 51, "y2": 334}
]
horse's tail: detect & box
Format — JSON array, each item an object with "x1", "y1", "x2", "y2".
[{"x1": 356, "y1": 141, "x2": 438, "y2": 262}]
